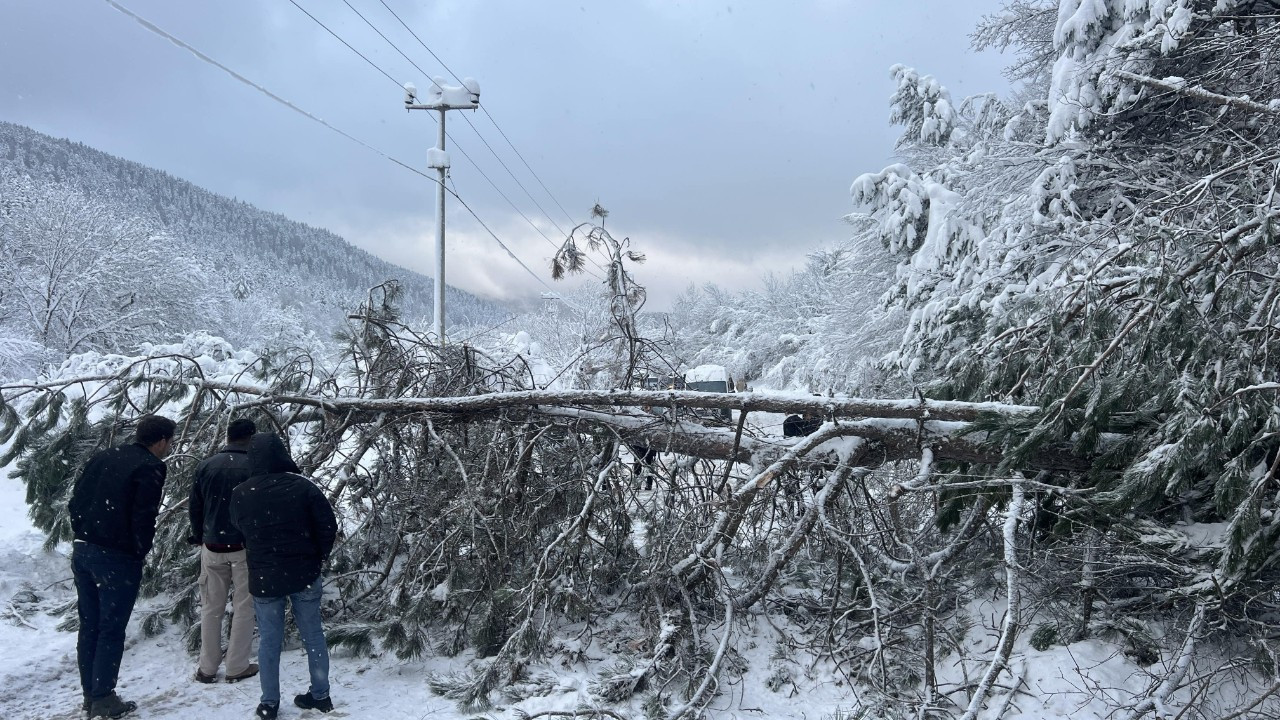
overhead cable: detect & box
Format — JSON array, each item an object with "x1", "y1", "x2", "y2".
[
  {"x1": 294, "y1": 0, "x2": 603, "y2": 279},
  {"x1": 102, "y1": 0, "x2": 563, "y2": 296},
  {"x1": 284, "y1": 0, "x2": 402, "y2": 87},
  {"x1": 376, "y1": 0, "x2": 582, "y2": 226},
  {"x1": 334, "y1": 0, "x2": 576, "y2": 247}
]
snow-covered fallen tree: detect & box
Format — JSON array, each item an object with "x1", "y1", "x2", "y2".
[
  {"x1": 0, "y1": 305, "x2": 1268, "y2": 719},
  {"x1": 4, "y1": 2, "x2": 1280, "y2": 717}
]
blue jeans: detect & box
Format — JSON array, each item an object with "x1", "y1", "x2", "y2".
[
  {"x1": 72, "y1": 541, "x2": 143, "y2": 701},
  {"x1": 253, "y1": 579, "x2": 329, "y2": 706}
]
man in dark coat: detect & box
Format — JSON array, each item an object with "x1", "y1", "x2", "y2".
[
  {"x1": 68, "y1": 414, "x2": 176, "y2": 719},
  {"x1": 188, "y1": 417, "x2": 258, "y2": 684},
  {"x1": 230, "y1": 432, "x2": 338, "y2": 720},
  {"x1": 783, "y1": 412, "x2": 822, "y2": 438}
]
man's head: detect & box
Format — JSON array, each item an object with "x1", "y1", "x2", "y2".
[
  {"x1": 135, "y1": 415, "x2": 177, "y2": 458},
  {"x1": 248, "y1": 432, "x2": 301, "y2": 476},
  {"x1": 227, "y1": 418, "x2": 256, "y2": 443}
]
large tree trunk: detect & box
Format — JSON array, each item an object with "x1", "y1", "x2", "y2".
[{"x1": 3, "y1": 375, "x2": 1107, "y2": 472}]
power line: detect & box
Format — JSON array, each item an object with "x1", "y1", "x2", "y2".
[
  {"x1": 458, "y1": 112, "x2": 569, "y2": 237},
  {"x1": 375, "y1": 0, "x2": 581, "y2": 227},
  {"x1": 347, "y1": 0, "x2": 604, "y2": 274},
  {"x1": 330, "y1": 0, "x2": 581, "y2": 240},
  {"x1": 279, "y1": 0, "x2": 578, "y2": 281},
  {"x1": 446, "y1": 137, "x2": 589, "y2": 274},
  {"x1": 448, "y1": 183, "x2": 582, "y2": 303},
  {"x1": 373, "y1": 0, "x2": 463, "y2": 89},
  {"x1": 284, "y1": 0, "x2": 401, "y2": 87},
  {"x1": 102, "y1": 0, "x2": 563, "y2": 297},
  {"x1": 479, "y1": 106, "x2": 579, "y2": 227},
  {"x1": 293, "y1": 0, "x2": 603, "y2": 279},
  {"x1": 444, "y1": 133, "x2": 604, "y2": 280},
  {"x1": 332, "y1": 0, "x2": 574, "y2": 247},
  {"x1": 103, "y1": 0, "x2": 416, "y2": 178},
  {"x1": 339, "y1": 0, "x2": 430, "y2": 80}
]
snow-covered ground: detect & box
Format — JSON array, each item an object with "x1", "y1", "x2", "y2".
[
  {"x1": 0, "y1": 449, "x2": 1215, "y2": 720},
  {"x1": 0, "y1": 466, "x2": 857, "y2": 720},
  {"x1": 0, "y1": 469, "x2": 470, "y2": 720}
]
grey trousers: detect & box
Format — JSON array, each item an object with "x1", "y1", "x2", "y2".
[{"x1": 198, "y1": 546, "x2": 256, "y2": 677}]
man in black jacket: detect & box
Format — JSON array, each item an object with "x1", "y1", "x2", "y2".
[
  {"x1": 230, "y1": 432, "x2": 339, "y2": 720},
  {"x1": 68, "y1": 415, "x2": 176, "y2": 720},
  {"x1": 188, "y1": 417, "x2": 258, "y2": 684},
  {"x1": 783, "y1": 411, "x2": 822, "y2": 438}
]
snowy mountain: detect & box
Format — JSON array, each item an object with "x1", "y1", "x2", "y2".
[{"x1": 0, "y1": 121, "x2": 502, "y2": 357}]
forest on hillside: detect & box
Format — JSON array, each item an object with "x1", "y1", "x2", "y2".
[{"x1": 0, "y1": 121, "x2": 503, "y2": 378}]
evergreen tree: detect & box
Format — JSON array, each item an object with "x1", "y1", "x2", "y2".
[{"x1": 851, "y1": 0, "x2": 1280, "y2": 595}]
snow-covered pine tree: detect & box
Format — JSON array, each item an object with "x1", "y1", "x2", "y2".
[{"x1": 851, "y1": 0, "x2": 1280, "y2": 645}]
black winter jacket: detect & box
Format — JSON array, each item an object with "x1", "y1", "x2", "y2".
[
  {"x1": 188, "y1": 442, "x2": 252, "y2": 547},
  {"x1": 68, "y1": 443, "x2": 167, "y2": 559},
  {"x1": 783, "y1": 414, "x2": 822, "y2": 438},
  {"x1": 229, "y1": 433, "x2": 337, "y2": 597}
]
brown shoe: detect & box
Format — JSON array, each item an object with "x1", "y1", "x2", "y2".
[
  {"x1": 225, "y1": 663, "x2": 259, "y2": 683},
  {"x1": 194, "y1": 668, "x2": 217, "y2": 684}
]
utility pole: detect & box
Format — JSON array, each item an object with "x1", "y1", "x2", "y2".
[{"x1": 404, "y1": 76, "x2": 480, "y2": 345}]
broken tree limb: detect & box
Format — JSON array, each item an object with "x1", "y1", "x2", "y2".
[
  {"x1": 668, "y1": 422, "x2": 862, "y2": 580},
  {"x1": 2, "y1": 372, "x2": 1105, "y2": 471},
  {"x1": 1122, "y1": 602, "x2": 1207, "y2": 720},
  {"x1": 2, "y1": 373, "x2": 1039, "y2": 422},
  {"x1": 731, "y1": 463, "x2": 864, "y2": 610},
  {"x1": 542, "y1": 407, "x2": 1099, "y2": 472},
  {"x1": 959, "y1": 480, "x2": 1025, "y2": 720}
]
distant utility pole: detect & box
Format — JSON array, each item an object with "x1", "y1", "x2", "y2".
[{"x1": 404, "y1": 76, "x2": 480, "y2": 345}]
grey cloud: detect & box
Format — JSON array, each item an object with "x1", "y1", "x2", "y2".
[{"x1": 0, "y1": 0, "x2": 1013, "y2": 308}]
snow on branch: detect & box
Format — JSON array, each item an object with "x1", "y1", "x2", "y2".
[
  {"x1": 0, "y1": 376, "x2": 1039, "y2": 422},
  {"x1": 1121, "y1": 603, "x2": 1207, "y2": 720},
  {"x1": 958, "y1": 479, "x2": 1025, "y2": 720},
  {"x1": 1112, "y1": 70, "x2": 1280, "y2": 116},
  {"x1": 4, "y1": 370, "x2": 1103, "y2": 471}
]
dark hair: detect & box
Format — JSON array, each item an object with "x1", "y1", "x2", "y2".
[
  {"x1": 135, "y1": 415, "x2": 177, "y2": 446},
  {"x1": 227, "y1": 418, "x2": 257, "y2": 442}
]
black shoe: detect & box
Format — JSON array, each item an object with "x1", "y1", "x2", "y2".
[
  {"x1": 255, "y1": 703, "x2": 278, "y2": 720},
  {"x1": 194, "y1": 668, "x2": 218, "y2": 684},
  {"x1": 294, "y1": 691, "x2": 334, "y2": 712},
  {"x1": 89, "y1": 692, "x2": 137, "y2": 719}
]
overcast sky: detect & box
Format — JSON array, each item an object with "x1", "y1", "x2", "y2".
[{"x1": 0, "y1": 0, "x2": 1012, "y2": 310}]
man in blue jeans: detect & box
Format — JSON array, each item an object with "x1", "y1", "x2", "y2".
[
  {"x1": 230, "y1": 432, "x2": 339, "y2": 720},
  {"x1": 68, "y1": 415, "x2": 176, "y2": 719}
]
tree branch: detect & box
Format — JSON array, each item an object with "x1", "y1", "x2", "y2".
[{"x1": 1114, "y1": 70, "x2": 1280, "y2": 116}]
